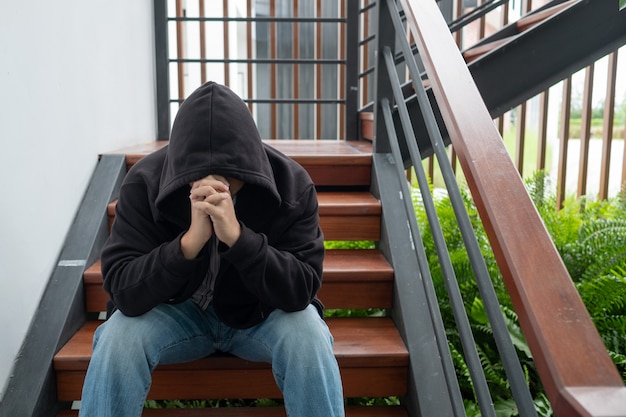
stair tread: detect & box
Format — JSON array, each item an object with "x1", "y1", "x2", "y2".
[
  {"x1": 516, "y1": 0, "x2": 578, "y2": 32},
  {"x1": 108, "y1": 192, "x2": 381, "y2": 217},
  {"x1": 57, "y1": 405, "x2": 409, "y2": 417},
  {"x1": 463, "y1": 0, "x2": 579, "y2": 64},
  {"x1": 107, "y1": 191, "x2": 382, "y2": 242},
  {"x1": 85, "y1": 249, "x2": 392, "y2": 285},
  {"x1": 110, "y1": 139, "x2": 372, "y2": 162},
  {"x1": 317, "y1": 192, "x2": 381, "y2": 214},
  {"x1": 55, "y1": 317, "x2": 408, "y2": 371},
  {"x1": 109, "y1": 140, "x2": 373, "y2": 187},
  {"x1": 84, "y1": 249, "x2": 394, "y2": 312},
  {"x1": 463, "y1": 37, "x2": 515, "y2": 63}
]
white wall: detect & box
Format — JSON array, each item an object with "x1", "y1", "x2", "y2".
[{"x1": 0, "y1": 0, "x2": 157, "y2": 397}]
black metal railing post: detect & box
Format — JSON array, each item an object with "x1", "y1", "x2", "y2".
[
  {"x1": 344, "y1": 0, "x2": 360, "y2": 140},
  {"x1": 154, "y1": 0, "x2": 170, "y2": 140},
  {"x1": 372, "y1": 0, "x2": 395, "y2": 154},
  {"x1": 438, "y1": 0, "x2": 454, "y2": 23}
]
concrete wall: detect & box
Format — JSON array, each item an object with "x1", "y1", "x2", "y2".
[{"x1": 0, "y1": 0, "x2": 157, "y2": 396}]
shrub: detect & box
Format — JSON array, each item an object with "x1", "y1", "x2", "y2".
[{"x1": 416, "y1": 172, "x2": 626, "y2": 415}]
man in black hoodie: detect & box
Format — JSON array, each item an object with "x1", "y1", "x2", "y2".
[{"x1": 78, "y1": 82, "x2": 344, "y2": 416}]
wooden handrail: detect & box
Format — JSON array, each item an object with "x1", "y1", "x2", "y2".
[{"x1": 397, "y1": 0, "x2": 626, "y2": 415}]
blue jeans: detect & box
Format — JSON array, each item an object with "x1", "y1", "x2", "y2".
[{"x1": 78, "y1": 301, "x2": 344, "y2": 417}]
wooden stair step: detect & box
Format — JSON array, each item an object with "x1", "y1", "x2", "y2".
[
  {"x1": 84, "y1": 249, "x2": 394, "y2": 313},
  {"x1": 516, "y1": 0, "x2": 578, "y2": 32},
  {"x1": 321, "y1": 192, "x2": 381, "y2": 240},
  {"x1": 108, "y1": 191, "x2": 382, "y2": 241},
  {"x1": 265, "y1": 140, "x2": 373, "y2": 187},
  {"x1": 110, "y1": 140, "x2": 373, "y2": 187},
  {"x1": 463, "y1": 0, "x2": 578, "y2": 64},
  {"x1": 463, "y1": 37, "x2": 515, "y2": 64},
  {"x1": 57, "y1": 405, "x2": 409, "y2": 417},
  {"x1": 54, "y1": 317, "x2": 409, "y2": 402}
]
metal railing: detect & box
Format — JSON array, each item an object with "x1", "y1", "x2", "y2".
[
  {"x1": 356, "y1": 0, "x2": 626, "y2": 202},
  {"x1": 154, "y1": 0, "x2": 362, "y2": 141},
  {"x1": 449, "y1": 0, "x2": 626, "y2": 203},
  {"x1": 371, "y1": 0, "x2": 626, "y2": 415},
  {"x1": 375, "y1": 0, "x2": 537, "y2": 415},
  {"x1": 155, "y1": 0, "x2": 626, "y2": 202}
]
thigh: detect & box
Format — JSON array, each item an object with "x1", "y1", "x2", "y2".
[
  {"x1": 94, "y1": 299, "x2": 218, "y2": 367},
  {"x1": 226, "y1": 305, "x2": 334, "y2": 363}
]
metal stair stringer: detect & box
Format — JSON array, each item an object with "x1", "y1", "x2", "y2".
[{"x1": 391, "y1": 0, "x2": 626, "y2": 163}]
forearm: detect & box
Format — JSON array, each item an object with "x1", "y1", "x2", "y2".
[
  {"x1": 102, "y1": 236, "x2": 208, "y2": 316},
  {"x1": 223, "y1": 224, "x2": 324, "y2": 311}
]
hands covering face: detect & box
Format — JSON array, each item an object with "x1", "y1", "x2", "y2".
[{"x1": 181, "y1": 175, "x2": 242, "y2": 259}]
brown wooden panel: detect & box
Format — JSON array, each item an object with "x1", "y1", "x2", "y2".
[
  {"x1": 55, "y1": 318, "x2": 407, "y2": 370},
  {"x1": 57, "y1": 366, "x2": 407, "y2": 402},
  {"x1": 83, "y1": 261, "x2": 104, "y2": 312},
  {"x1": 318, "y1": 192, "x2": 381, "y2": 215},
  {"x1": 463, "y1": 37, "x2": 512, "y2": 64},
  {"x1": 83, "y1": 250, "x2": 392, "y2": 313},
  {"x1": 319, "y1": 282, "x2": 392, "y2": 309},
  {"x1": 57, "y1": 405, "x2": 409, "y2": 417},
  {"x1": 516, "y1": 0, "x2": 577, "y2": 32},
  {"x1": 599, "y1": 52, "x2": 618, "y2": 200},
  {"x1": 108, "y1": 192, "x2": 380, "y2": 242},
  {"x1": 320, "y1": 215, "x2": 380, "y2": 241},
  {"x1": 305, "y1": 165, "x2": 371, "y2": 186},
  {"x1": 149, "y1": 368, "x2": 281, "y2": 399},
  {"x1": 359, "y1": 112, "x2": 374, "y2": 141},
  {"x1": 85, "y1": 270, "x2": 392, "y2": 313},
  {"x1": 109, "y1": 140, "x2": 373, "y2": 187},
  {"x1": 55, "y1": 318, "x2": 407, "y2": 401},
  {"x1": 109, "y1": 140, "x2": 372, "y2": 169}
]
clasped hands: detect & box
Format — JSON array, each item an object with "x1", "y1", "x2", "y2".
[{"x1": 181, "y1": 174, "x2": 242, "y2": 260}]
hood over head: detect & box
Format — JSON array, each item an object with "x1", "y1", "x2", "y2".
[{"x1": 156, "y1": 82, "x2": 280, "y2": 222}]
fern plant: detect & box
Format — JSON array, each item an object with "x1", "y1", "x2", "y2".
[
  {"x1": 412, "y1": 181, "x2": 548, "y2": 416},
  {"x1": 526, "y1": 173, "x2": 626, "y2": 380},
  {"x1": 414, "y1": 172, "x2": 626, "y2": 416}
]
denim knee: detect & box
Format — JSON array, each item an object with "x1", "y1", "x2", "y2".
[{"x1": 269, "y1": 307, "x2": 335, "y2": 360}]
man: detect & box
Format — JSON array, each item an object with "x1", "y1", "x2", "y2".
[{"x1": 79, "y1": 82, "x2": 344, "y2": 416}]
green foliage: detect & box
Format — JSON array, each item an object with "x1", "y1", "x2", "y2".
[
  {"x1": 145, "y1": 398, "x2": 282, "y2": 409},
  {"x1": 525, "y1": 172, "x2": 626, "y2": 380},
  {"x1": 324, "y1": 240, "x2": 376, "y2": 250},
  {"x1": 412, "y1": 181, "x2": 549, "y2": 415},
  {"x1": 414, "y1": 173, "x2": 626, "y2": 415},
  {"x1": 345, "y1": 396, "x2": 400, "y2": 406},
  {"x1": 324, "y1": 308, "x2": 386, "y2": 318}
]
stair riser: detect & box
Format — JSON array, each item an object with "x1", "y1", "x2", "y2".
[
  {"x1": 107, "y1": 214, "x2": 381, "y2": 241},
  {"x1": 304, "y1": 165, "x2": 371, "y2": 186},
  {"x1": 56, "y1": 367, "x2": 408, "y2": 402},
  {"x1": 83, "y1": 249, "x2": 394, "y2": 313},
  {"x1": 122, "y1": 140, "x2": 373, "y2": 188},
  {"x1": 59, "y1": 405, "x2": 410, "y2": 416},
  {"x1": 320, "y1": 215, "x2": 380, "y2": 241},
  {"x1": 85, "y1": 280, "x2": 393, "y2": 313}
]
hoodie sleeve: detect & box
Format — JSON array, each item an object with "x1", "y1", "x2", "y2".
[
  {"x1": 221, "y1": 183, "x2": 324, "y2": 312},
  {"x1": 101, "y1": 181, "x2": 210, "y2": 317}
]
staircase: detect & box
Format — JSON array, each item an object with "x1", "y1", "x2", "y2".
[
  {"x1": 461, "y1": 0, "x2": 578, "y2": 64},
  {"x1": 53, "y1": 139, "x2": 411, "y2": 416},
  {"x1": 2, "y1": 2, "x2": 624, "y2": 417},
  {"x1": 463, "y1": 0, "x2": 626, "y2": 118},
  {"x1": 378, "y1": 0, "x2": 626, "y2": 158}
]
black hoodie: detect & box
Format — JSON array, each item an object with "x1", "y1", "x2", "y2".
[{"x1": 101, "y1": 82, "x2": 325, "y2": 328}]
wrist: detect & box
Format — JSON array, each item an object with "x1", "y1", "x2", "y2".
[
  {"x1": 222, "y1": 225, "x2": 241, "y2": 248},
  {"x1": 181, "y1": 230, "x2": 210, "y2": 259}
]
